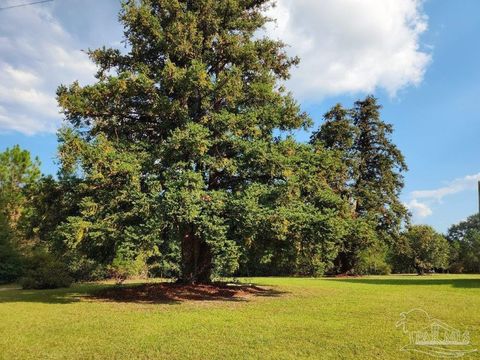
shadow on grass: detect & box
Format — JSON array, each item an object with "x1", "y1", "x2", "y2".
[
  {"x1": 0, "y1": 282, "x2": 286, "y2": 305},
  {"x1": 328, "y1": 277, "x2": 480, "y2": 289},
  {"x1": 0, "y1": 285, "x2": 85, "y2": 304},
  {"x1": 88, "y1": 283, "x2": 286, "y2": 304}
]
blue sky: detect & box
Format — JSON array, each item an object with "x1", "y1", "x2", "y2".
[{"x1": 0, "y1": 0, "x2": 479, "y2": 232}]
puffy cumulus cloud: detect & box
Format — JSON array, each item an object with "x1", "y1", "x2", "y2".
[
  {"x1": 1, "y1": 0, "x2": 431, "y2": 134},
  {"x1": 406, "y1": 199, "x2": 432, "y2": 219},
  {"x1": 264, "y1": 0, "x2": 431, "y2": 99},
  {"x1": 407, "y1": 172, "x2": 480, "y2": 221},
  {"x1": 0, "y1": 1, "x2": 96, "y2": 135}
]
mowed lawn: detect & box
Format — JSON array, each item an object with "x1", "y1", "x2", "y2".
[{"x1": 1, "y1": 275, "x2": 479, "y2": 359}]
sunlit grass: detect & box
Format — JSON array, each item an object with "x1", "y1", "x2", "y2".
[{"x1": 1, "y1": 275, "x2": 479, "y2": 359}]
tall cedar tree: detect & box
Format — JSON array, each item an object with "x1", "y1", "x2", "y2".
[
  {"x1": 56, "y1": 0, "x2": 314, "y2": 283},
  {"x1": 312, "y1": 97, "x2": 408, "y2": 273},
  {"x1": 352, "y1": 96, "x2": 408, "y2": 243},
  {"x1": 310, "y1": 104, "x2": 355, "y2": 198}
]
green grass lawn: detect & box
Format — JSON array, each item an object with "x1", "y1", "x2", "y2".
[{"x1": 1, "y1": 275, "x2": 479, "y2": 359}]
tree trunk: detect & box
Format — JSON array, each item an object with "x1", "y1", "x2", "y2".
[{"x1": 179, "y1": 226, "x2": 212, "y2": 284}]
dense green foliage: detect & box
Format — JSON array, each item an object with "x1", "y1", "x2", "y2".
[
  {"x1": 19, "y1": 251, "x2": 73, "y2": 289},
  {"x1": 448, "y1": 214, "x2": 480, "y2": 273},
  {"x1": 0, "y1": 145, "x2": 41, "y2": 223},
  {"x1": 54, "y1": 0, "x2": 352, "y2": 282},
  {"x1": 311, "y1": 98, "x2": 408, "y2": 274},
  {"x1": 108, "y1": 251, "x2": 148, "y2": 284},
  {"x1": 1, "y1": 1, "x2": 476, "y2": 283},
  {"x1": 393, "y1": 225, "x2": 450, "y2": 274},
  {"x1": 0, "y1": 146, "x2": 41, "y2": 283},
  {"x1": 0, "y1": 213, "x2": 22, "y2": 283},
  {"x1": 51, "y1": 0, "x2": 413, "y2": 282}
]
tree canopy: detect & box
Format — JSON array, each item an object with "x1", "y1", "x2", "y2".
[
  {"x1": 2, "y1": 1, "x2": 478, "y2": 285},
  {"x1": 399, "y1": 225, "x2": 450, "y2": 274},
  {"x1": 56, "y1": 0, "x2": 331, "y2": 283},
  {"x1": 51, "y1": 0, "x2": 416, "y2": 283},
  {"x1": 1, "y1": 1, "x2": 418, "y2": 285},
  {"x1": 448, "y1": 214, "x2": 480, "y2": 273}
]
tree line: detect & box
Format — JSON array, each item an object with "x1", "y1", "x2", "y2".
[{"x1": 1, "y1": 0, "x2": 478, "y2": 286}]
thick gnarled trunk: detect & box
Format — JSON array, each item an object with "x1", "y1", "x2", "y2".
[{"x1": 179, "y1": 226, "x2": 212, "y2": 284}]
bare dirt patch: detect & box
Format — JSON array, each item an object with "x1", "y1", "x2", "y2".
[{"x1": 89, "y1": 282, "x2": 284, "y2": 304}]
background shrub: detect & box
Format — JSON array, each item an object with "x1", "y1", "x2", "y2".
[
  {"x1": 0, "y1": 215, "x2": 23, "y2": 283},
  {"x1": 0, "y1": 244, "x2": 22, "y2": 283},
  {"x1": 108, "y1": 252, "x2": 148, "y2": 285},
  {"x1": 20, "y1": 251, "x2": 73, "y2": 289},
  {"x1": 354, "y1": 247, "x2": 391, "y2": 275}
]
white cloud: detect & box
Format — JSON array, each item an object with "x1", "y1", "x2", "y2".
[
  {"x1": 411, "y1": 173, "x2": 480, "y2": 202},
  {"x1": 3, "y1": 64, "x2": 40, "y2": 85},
  {"x1": 0, "y1": 64, "x2": 58, "y2": 118},
  {"x1": 0, "y1": 1, "x2": 96, "y2": 135},
  {"x1": 406, "y1": 199, "x2": 432, "y2": 219},
  {"x1": 0, "y1": 106, "x2": 56, "y2": 135},
  {"x1": 407, "y1": 172, "x2": 480, "y2": 220},
  {"x1": 264, "y1": 0, "x2": 431, "y2": 99},
  {"x1": 0, "y1": 0, "x2": 431, "y2": 134}
]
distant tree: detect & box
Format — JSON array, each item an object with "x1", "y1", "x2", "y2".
[
  {"x1": 0, "y1": 145, "x2": 41, "y2": 230},
  {"x1": 447, "y1": 214, "x2": 480, "y2": 242},
  {"x1": 458, "y1": 230, "x2": 480, "y2": 273},
  {"x1": 336, "y1": 217, "x2": 388, "y2": 275},
  {"x1": 400, "y1": 225, "x2": 450, "y2": 275},
  {"x1": 447, "y1": 214, "x2": 480, "y2": 273},
  {"x1": 351, "y1": 96, "x2": 408, "y2": 244},
  {"x1": 312, "y1": 97, "x2": 408, "y2": 274},
  {"x1": 390, "y1": 230, "x2": 416, "y2": 273},
  {"x1": 0, "y1": 146, "x2": 41, "y2": 282}
]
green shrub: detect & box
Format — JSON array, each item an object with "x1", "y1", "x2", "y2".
[
  {"x1": 0, "y1": 246, "x2": 22, "y2": 283},
  {"x1": 108, "y1": 253, "x2": 147, "y2": 285},
  {"x1": 147, "y1": 258, "x2": 180, "y2": 279},
  {"x1": 20, "y1": 251, "x2": 72, "y2": 289},
  {"x1": 0, "y1": 217, "x2": 23, "y2": 283},
  {"x1": 308, "y1": 256, "x2": 327, "y2": 277},
  {"x1": 66, "y1": 255, "x2": 109, "y2": 281},
  {"x1": 0, "y1": 241, "x2": 23, "y2": 283},
  {"x1": 354, "y1": 247, "x2": 391, "y2": 275}
]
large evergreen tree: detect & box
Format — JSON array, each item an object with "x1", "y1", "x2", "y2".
[
  {"x1": 312, "y1": 97, "x2": 408, "y2": 273},
  {"x1": 56, "y1": 0, "x2": 344, "y2": 283},
  {"x1": 351, "y1": 96, "x2": 408, "y2": 243},
  {"x1": 310, "y1": 104, "x2": 355, "y2": 198}
]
